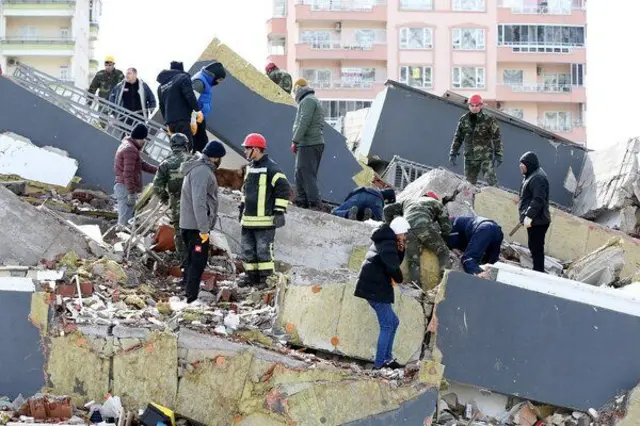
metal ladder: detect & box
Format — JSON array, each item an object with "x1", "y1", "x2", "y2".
[{"x1": 10, "y1": 62, "x2": 172, "y2": 162}]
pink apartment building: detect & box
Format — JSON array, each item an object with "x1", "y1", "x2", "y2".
[{"x1": 266, "y1": 0, "x2": 587, "y2": 145}]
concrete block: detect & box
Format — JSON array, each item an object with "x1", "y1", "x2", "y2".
[
  {"x1": 112, "y1": 331, "x2": 178, "y2": 411},
  {"x1": 618, "y1": 383, "x2": 640, "y2": 426},
  {"x1": 111, "y1": 325, "x2": 150, "y2": 339},
  {"x1": 345, "y1": 389, "x2": 439, "y2": 426},
  {"x1": 566, "y1": 238, "x2": 625, "y2": 286},
  {"x1": 435, "y1": 267, "x2": 640, "y2": 410},
  {"x1": 77, "y1": 325, "x2": 110, "y2": 338},
  {"x1": 400, "y1": 249, "x2": 440, "y2": 290}
]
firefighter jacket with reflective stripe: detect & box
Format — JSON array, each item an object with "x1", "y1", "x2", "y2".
[{"x1": 241, "y1": 154, "x2": 291, "y2": 228}]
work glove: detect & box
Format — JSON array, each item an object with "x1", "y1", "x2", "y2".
[
  {"x1": 195, "y1": 111, "x2": 204, "y2": 124},
  {"x1": 493, "y1": 155, "x2": 503, "y2": 168},
  {"x1": 200, "y1": 233, "x2": 210, "y2": 244},
  {"x1": 126, "y1": 193, "x2": 137, "y2": 206},
  {"x1": 190, "y1": 112, "x2": 198, "y2": 135},
  {"x1": 291, "y1": 143, "x2": 297, "y2": 155},
  {"x1": 523, "y1": 216, "x2": 533, "y2": 229},
  {"x1": 274, "y1": 212, "x2": 286, "y2": 228},
  {"x1": 449, "y1": 154, "x2": 457, "y2": 167}
]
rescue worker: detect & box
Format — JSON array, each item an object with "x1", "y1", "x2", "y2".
[
  {"x1": 238, "y1": 133, "x2": 291, "y2": 289},
  {"x1": 88, "y1": 56, "x2": 124, "y2": 127},
  {"x1": 191, "y1": 62, "x2": 227, "y2": 153},
  {"x1": 447, "y1": 216, "x2": 504, "y2": 276},
  {"x1": 152, "y1": 133, "x2": 193, "y2": 276},
  {"x1": 449, "y1": 94, "x2": 504, "y2": 187},
  {"x1": 518, "y1": 151, "x2": 551, "y2": 273},
  {"x1": 332, "y1": 187, "x2": 396, "y2": 222},
  {"x1": 384, "y1": 191, "x2": 452, "y2": 283},
  {"x1": 291, "y1": 78, "x2": 325, "y2": 210},
  {"x1": 265, "y1": 62, "x2": 292, "y2": 94},
  {"x1": 179, "y1": 140, "x2": 227, "y2": 303},
  {"x1": 157, "y1": 61, "x2": 201, "y2": 150},
  {"x1": 109, "y1": 67, "x2": 157, "y2": 123}
]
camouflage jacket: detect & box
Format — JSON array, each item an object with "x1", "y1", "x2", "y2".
[
  {"x1": 268, "y1": 69, "x2": 293, "y2": 94},
  {"x1": 88, "y1": 69, "x2": 125, "y2": 99},
  {"x1": 450, "y1": 111, "x2": 503, "y2": 161},
  {"x1": 152, "y1": 149, "x2": 192, "y2": 208},
  {"x1": 383, "y1": 198, "x2": 452, "y2": 237}
]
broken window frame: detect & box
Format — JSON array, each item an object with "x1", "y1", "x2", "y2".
[
  {"x1": 399, "y1": 65, "x2": 433, "y2": 89},
  {"x1": 452, "y1": 66, "x2": 485, "y2": 89},
  {"x1": 399, "y1": 27, "x2": 433, "y2": 49},
  {"x1": 452, "y1": 28, "x2": 486, "y2": 50}
]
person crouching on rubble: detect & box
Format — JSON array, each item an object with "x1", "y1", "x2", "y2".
[
  {"x1": 447, "y1": 216, "x2": 503, "y2": 278},
  {"x1": 354, "y1": 216, "x2": 410, "y2": 370}
]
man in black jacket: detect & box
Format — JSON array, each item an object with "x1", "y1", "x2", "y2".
[
  {"x1": 354, "y1": 216, "x2": 410, "y2": 370},
  {"x1": 157, "y1": 61, "x2": 201, "y2": 149},
  {"x1": 518, "y1": 151, "x2": 551, "y2": 273}
]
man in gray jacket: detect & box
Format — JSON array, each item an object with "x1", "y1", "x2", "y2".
[
  {"x1": 291, "y1": 78, "x2": 325, "y2": 211},
  {"x1": 179, "y1": 140, "x2": 226, "y2": 303}
]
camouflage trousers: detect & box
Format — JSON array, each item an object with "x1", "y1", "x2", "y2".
[
  {"x1": 464, "y1": 158, "x2": 498, "y2": 186},
  {"x1": 170, "y1": 202, "x2": 187, "y2": 268},
  {"x1": 406, "y1": 226, "x2": 452, "y2": 284}
]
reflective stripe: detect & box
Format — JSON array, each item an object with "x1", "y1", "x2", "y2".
[
  {"x1": 169, "y1": 171, "x2": 183, "y2": 179},
  {"x1": 257, "y1": 261, "x2": 275, "y2": 271},
  {"x1": 257, "y1": 173, "x2": 267, "y2": 217},
  {"x1": 241, "y1": 215, "x2": 274, "y2": 227},
  {"x1": 271, "y1": 172, "x2": 287, "y2": 187},
  {"x1": 241, "y1": 195, "x2": 246, "y2": 203},
  {"x1": 247, "y1": 167, "x2": 268, "y2": 174},
  {"x1": 275, "y1": 198, "x2": 289, "y2": 209},
  {"x1": 244, "y1": 263, "x2": 259, "y2": 271}
]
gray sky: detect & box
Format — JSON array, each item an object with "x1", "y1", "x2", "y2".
[{"x1": 96, "y1": 0, "x2": 631, "y2": 151}]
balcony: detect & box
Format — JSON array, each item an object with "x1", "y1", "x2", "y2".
[
  {"x1": 2, "y1": 0, "x2": 76, "y2": 16},
  {"x1": 295, "y1": 41, "x2": 387, "y2": 61},
  {"x1": 538, "y1": 119, "x2": 586, "y2": 144},
  {"x1": 89, "y1": 21, "x2": 99, "y2": 41},
  {"x1": 498, "y1": 43, "x2": 586, "y2": 63},
  {"x1": 295, "y1": 0, "x2": 387, "y2": 22},
  {"x1": 0, "y1": 36, "x2": 75, "y2": 56},
  {"x1": 496, "y1": 83, "x2": 586, "y2": 103},
  {"x1": 266, "y1": 17, "x2": 287, "y2": 35},
  {"x1": 497, "y1": 0, "x2": 586, "y2": 23},
  {"x1": 310, "y1": 80, "x2": 385, "y2": 98}
]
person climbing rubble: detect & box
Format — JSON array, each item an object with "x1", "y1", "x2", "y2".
[
  {"x1": 156, "y1": 60, "x2": 201, "y2": 150},
  {"x1": 518, "y1": 151, "x2": 551, "y2": 273},
  {"x1": 179, "y1": 140, "x2": 226, "y2": 303},
  {"x1": 152, "y1": 133, "x2": 193, "y2": 279},
  {"x1": 332, "y1": 186, "x2": 396, "y2": 222},
  {"x1": 447, "y1": 216, "x2": 504, "y2": 277},
  {"x1": 113, "y1": 124, "x2": 158, "y2": 227},
  {"x1": 449, "y1": 94, "x2": 503, "y2": 187},
  {"x1": 191, "y1": 61, "x2": 226, "y2": 153},
  {"x1": 354, "y1": 216, "x2": 410, "y2": 370},
  {"x1": 238, "y1": 133, "x2": 291, "y2": 289},
  {"x1": 383, "y1": 191, "x2": 452, "y2": 284},
  {"x1": 265, "y1": 62, "x2": 292, "y2": 94}
]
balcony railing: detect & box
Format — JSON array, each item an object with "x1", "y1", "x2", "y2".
[
  {"x1": 0, "y1": 36, "x2": 75, "y2": 45},
  {"x1": 499, "y1": 41, "x2": 584, "y2": 54},
  {"x1": 309, "y1": 80, "x2": 380, "y2": 89},
  {"x1": 503, "y1": 83, "x2": 573, "y2": 93},
  {"x1": 498, "y1": 0, "x2": 586, "y2": 14},
  {"x1": 302, "y1": 40, "x2": 386, "y2": 50},
  {"x1": 296, "y1": 0, "x2": 385, "y2": 11},
  {"x1": 2, "y1": 0, "x2": 76, "y2": 3}
]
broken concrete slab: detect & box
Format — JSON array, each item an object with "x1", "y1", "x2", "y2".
[
  {"x1": 0, "y1": 186, "x2": 91, "y2": 265},
  {"x1": 595, "y1": 205, "x2": 639, "y2": 235},
  {"x1": 617, "y1": 383, "x2": 640, "y2": 426},
  {"x1": 346, "y1": 389, "x2": 438, "y2": 426},
  {"x1": 435, "y1": 267, "x2": 640, "y2": 411},
  {"x1": 566, "y1": 237, "x2": 625, "y2": 286}
]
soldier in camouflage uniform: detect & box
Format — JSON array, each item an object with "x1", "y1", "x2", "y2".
[
  {"x1": 88, "y1": 56, "x2": 124, "y2": 128},
  {"x1": 449, "y1": 94, "x2": 503, "y2": 187},
  {"x1": 384, "y1": 192, "x2": 452, "y2": 284},
  {"x1": 152, "y1": 133, "x2": 193, "y2": 270},
  {"x1": 265, "y1": 63, "x2": 292, "y2": 94}
]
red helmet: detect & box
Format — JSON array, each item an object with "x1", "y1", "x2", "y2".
[
  {"x1": 265, "y1": 62, "x2": 277, "y2": 73},
  {"x1": 242, "y1": 133, "x2": 267, "y2": 149},
  {"x1": 424, "y1": 191, "x2": 439, "y2": 200},
  {"x1": 468, "y1": 94, "x2": 483, "y2": 105}
]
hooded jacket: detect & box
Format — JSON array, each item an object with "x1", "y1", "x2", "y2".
[
  {"x1": 114, "y1": 138, "x2": 158, "y2": 193},
  {"x1": 192, "y1": 63, "x2": 225, "y2": 117},
  {"x1": 354, "y1": 224, "x2": 405, "y2": 304},
  {"x1": 292, "y1": 86, "x2": 325, "y2": 147},
  {"x1": 518, "y1": 151, "x2": 551, "y2": 226},
  {"x1": 179, "y1": 153, "x2": 219, "y2": 234},
  {"x1": 109, "y1": 78, "x2": 157, "y2": 119},
  {"x1": 447, "y1": 216, "x2": 503, "y2": 274},
  {"x1": 156, "y1": 69, "x2": 200, "y2": 124}
]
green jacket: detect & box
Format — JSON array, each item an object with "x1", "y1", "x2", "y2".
[
  {"x1": 450, "y1": 111, "x2": 503, "y2": 161},
  {"x1": 292, "y1": 86, "x2": 325, "y2": 147},
  {"x1": 268, "y1": 69, "x2": 292, "y2": 94},
  {"x1": 152, "y1": 148, "x2": 192, "y2": 212},
  {"x1": 383, "y1": 197, "x2": 452, "y2": 237},
  {"x1": 88, "y1": 68, "x2": 125, "y2": 100}
]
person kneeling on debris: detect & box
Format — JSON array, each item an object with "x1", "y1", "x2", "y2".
[
  {"x1": 113, "y1": 123, "x2": 158, "y2": 227},
  {"x1": 355, "y1": 216, "x2": 410, "y2": 370},
  {"x1": 238, "y1": 133, "x2": 291, "y2": 289},
  {"x1": 179, "y1": 140, "x2": 226, "y2": 303},
  {"x1": 447, "y1": 216, "x2": 503, "y2": 277},
  {"x1": 383, "y1": 191, "x2": 452, "y2": 284},
  {"x1": 152, "y1": 133, "x2": 193, "y2": 277},
  {"x1": 332, "y1": 187, "x2": 396, "y2": 222}
]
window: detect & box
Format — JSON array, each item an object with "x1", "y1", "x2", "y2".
[
  {"x1": 544, "y1": 111, "x2": 572, "y2": 132},
  {"x1": 59, "y1": 27, "x2": 70, "y2": 39},
  {"x1": 399, "y1": 0, "x2": 433, "y2": 10},
  {"x1": 273, "y1": 0, "x2": 286, "y2": 17},
  {"x1": 503, "y1": 69, "x2": 523, "y2": 85},
  {"x1": 399, "y1": 66, "x2": 433, "y2": 89},
  {"x1": 452, "y1": 28, "x2": 485, "y2": 50},
  {"x1": 268, "y1": 38, "x2": 286, "y2": 55},
  {"x1": 400, "y1": 28, "x2": 433, "y2": 49},
  {"x1": 355, "y1": 29, "x2": 375, "y2": 48},
  {"x1": 59, "y1": 66, "x2": 69, "y2": 81},
  {"x1": 452, "y1": 0, "x2": 485, "y2": 11},
  {"x1": 300, "y1": 31, "x2": 335, "y2": 49},
  {"x1": 543, "y1": 73, "x2": 571, "y2": 92},
  {"x1": 498, "y1": 25, "x2": 585, "y2": 50},
  {"x1": 302, "y1": 68, "x2": 332, "y2": 88},
  {"x1": 320, "y1": 100, "x2": 373, "y2": 121},
  {"x1": 19, "y1": 26, "x2": 37, "y2": 38},
  {"x1": 452, "y1": 67, "x2": 485, "y2": 89},
  {"x1": 308, "y1": 0, "x2": 376, "y2": 11},
  {"x1": 341, "y1": 67, "x2": 376, "y2": 87},
  {"x1": 571, "y1": 63, "x2": 585, "y2": 86},
  {"x1": 503, "y1": 108, "x2": 524, "y2": 120}
]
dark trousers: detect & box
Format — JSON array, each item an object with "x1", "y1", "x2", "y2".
[
  {"x1": 241, "y1": 227, "x2": 276, "y2": 283},
  {"x1": 294, "y1": 144, "x2": 324, "y2": 207},
  {"x1": 368, "y1": 301, "x2": 399, "y2": 368},
  {"x1": 168, "y1": 120, "x2": 194, "y2": 151},
  {"x1": 181, "y1": 229, "x2": 209, "y2": 303},
  {"x1": 192, "y1": 118, "x2": 208, "y2": 153},
  {"x1": 461, "y1": 222, "x2": 504, "y2": 274},
  {"x1": 527, "y1": 224, "x2": 549, "y2": 273}
]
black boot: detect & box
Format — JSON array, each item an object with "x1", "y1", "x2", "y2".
[
  {"x1": 362, "y1": 208, "x2": 373, "y2": 221},
  {"x1": 238, "y1": 271, "x2": 259, "y2": 288}
]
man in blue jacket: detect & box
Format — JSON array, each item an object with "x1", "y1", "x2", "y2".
[
  {"x1": 191, "y1": 62, "x2": 226, "y2": 153},
  {"x1": 332, "y1": 187, "x2": 396, "y2": 221},
  {"x1": 447, "y1": 216, "x2": 503, "y2": 275}
]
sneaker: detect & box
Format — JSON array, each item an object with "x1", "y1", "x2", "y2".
[
  {"x1": 362, "y1": 208, "x2": 373, "y2": 221},
  {"x1": 383, "y1": 360, "x2": 403, "y2": 369},
  {"x1": 347, "y1": 206, "x2": 359, "y2": 220}
]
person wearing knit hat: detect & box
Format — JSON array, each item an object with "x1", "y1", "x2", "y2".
[
  {"x1": 190, "y1": 61, "x2": 227, "y2": 153},
  {"x1": 265, "y1": 63, "x2": 292, "y2": 94},
  {"x1": 178, "y1": 140, "x2": 226, "y2": 303},
  {"x1": 293, "y1": 78, "x2": 308, "y2": 90},
  {"x1": 113, "y1": 123, "x2": 157, "y2": 226},
  {"x1": 170, "y1": 61, "x2": 184, "y2": 72}
]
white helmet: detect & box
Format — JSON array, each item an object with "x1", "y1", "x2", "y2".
[{"x1": 390, "y1": 217, "x2": 411, "y2": 235}]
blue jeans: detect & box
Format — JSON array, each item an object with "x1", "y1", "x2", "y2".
[
  {"x1": 114, "y1": 183, "x2": 134, "y2": 226},
  {"x1": 368, "y1": 300, "x2": 400, "y2": 368}
]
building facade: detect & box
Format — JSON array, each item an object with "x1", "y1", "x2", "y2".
[
  {"x1": 267, "y1": 0, "x2": 587, "y2": 145},
  {"x1": 0, "y1": 0, "x2": 102, "y2": 89}
]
